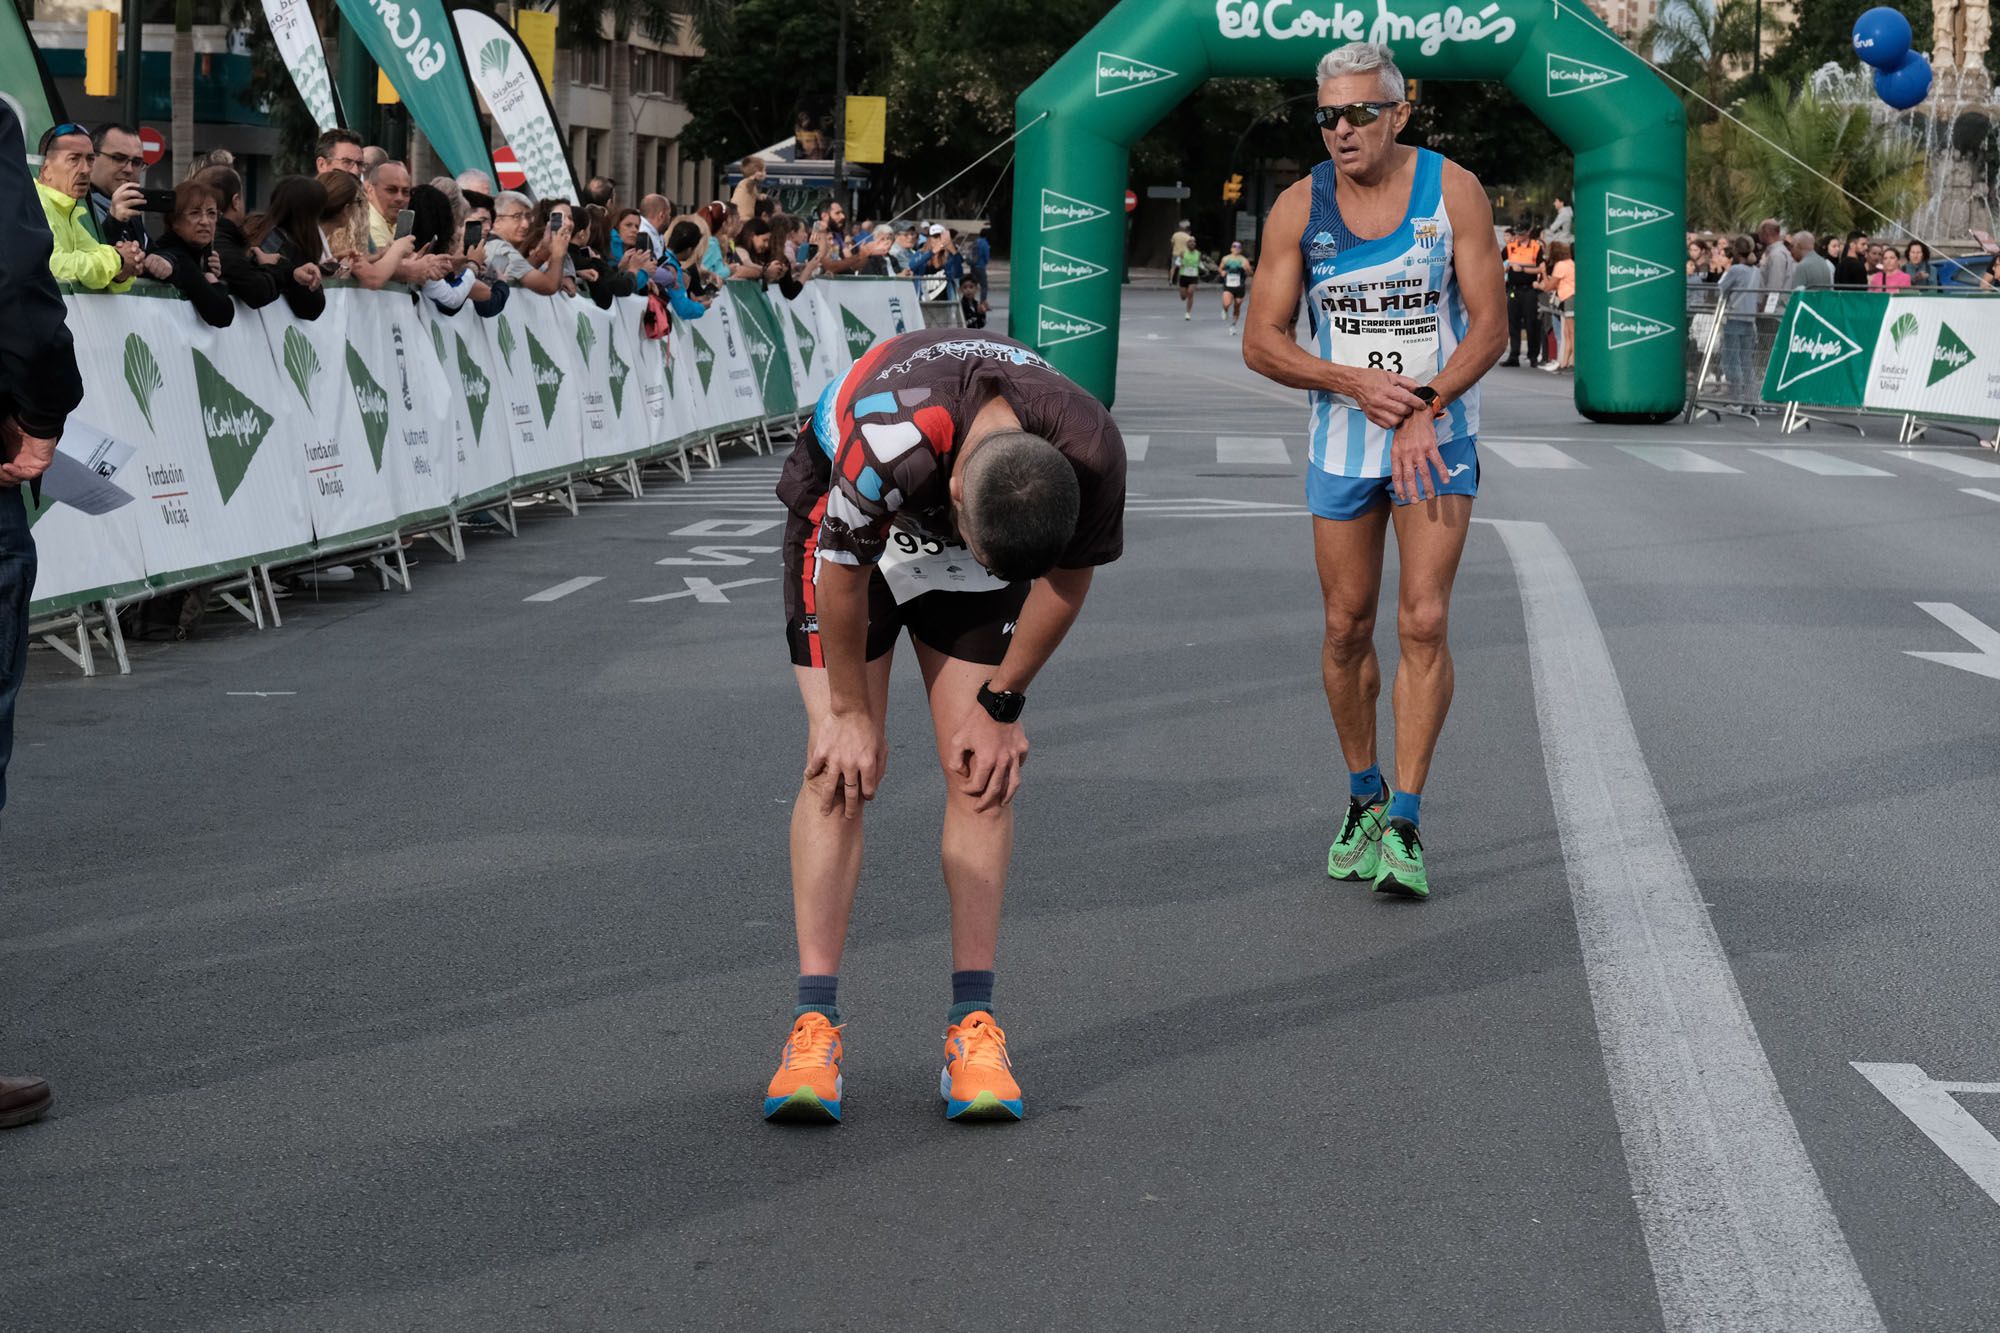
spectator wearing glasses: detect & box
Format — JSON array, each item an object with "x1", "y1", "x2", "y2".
[
  {"x1": 87, "y1": 122, "x2": 151, "y2": 249},
  {"x1": 484, "y1": 190, "x2": 573, "y2": 296},
  {"x1": 198, "y1": 165, "x2": 324, "y2": 320},
  {"x1": 145, "y1": 180, "x2": 235, "y2": 329},
  {"x1": 314, "y1": 128, "x2": 364, "y2": 179},
  {"x1": 455, "y1": 168, "x2": 494, "y2": 197},
  {"x1": 34, "y1": 123, "x2": 157, "y2": 292}
]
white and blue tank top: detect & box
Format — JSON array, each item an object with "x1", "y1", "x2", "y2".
[{"x1": 1300, "y1": 148, "x2": 1478, "y2": 477}]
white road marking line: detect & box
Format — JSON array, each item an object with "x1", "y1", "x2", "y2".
[
  {"x1": 1960, "y1": 487, "x2": 2000, "y2": 503},
  {"x1": 1853, "y1": 1064, "x2": 2000, "y2": 1207},
  {"x1": 1617, "y1": 445, "x2": 1742, "y2": 473},
  {"x1": 655, "y1": 545, "x2": 779, "y2": 568},
  {"x1": 225, "y1": 691, "x2": 297, "y2": 698},
  {"x1": 1124, "y1": 434, "x2": 1151, "y2": 462},
  {"x1": 524, "y1": 577, "x2": 604, "y2": 603},
  {"x1": 1888, "y1": 449, "x2": 2000, "y2": 478},
  {"x1": 1752, "y1": 449, "x2": 1893, "y2": 477},
  {"x1": 632, "y1": 576, "x2": 774, "y2": 604},
  {"x1": 1484, "y1": 516, "x2": 1884, "y2": 1333},
  {"x1": 670, "y1": 518, "x2": 785, "y2": 537},
  {"x1": 1215, "y1": 436, "x2": 1290, "y2": 465},
  {"x1": 1906, "y1": 602, "x2": 2000, "y2": 680},
  {"x1": 1481, "y1": 440, "x2": 1586, "y2": 469}
]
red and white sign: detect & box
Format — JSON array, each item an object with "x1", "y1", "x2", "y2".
[
  {"x1": 139, "y1": 126, "x2": 164, "y2": 166},
  {"x1": 1125, "y1": 189, "x2": 1137, "y2": 215},
  {"x1": 492, "y1": 146, "x2": 526, "y2": 190}
]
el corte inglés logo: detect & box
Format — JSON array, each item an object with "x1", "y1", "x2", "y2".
[
  {"x1": 456, "y1": 332, "x2": 491, "y2": 439},
  {"x1": 1216, "y1": 0, "x2": 1517, "y2": 54},
  {"x1": 1606, "y1": 250, "x2": 1674, "y2": 291},
  {"x1": 1037, "y1": 305, "x2": 1106, "y2": 347},
  {"x1": 839, "y1": 306, "x2": 875, "y2": 360},
  {"x1": 1930, "y1": 322, "x2": 1974, "y2": 386},
  {"x1": 1041, "y1": 189, "x2": 1109, "y2": 233},
  {"x1": 194, "y1": 349, "x2": 273, "y2": 504},
  {"x1": 344, "y1": 340, "x2": 392, "y2": 470},
  {"x1": 608, "y1": 338, "x2": 630, "y2": 415},
  {"x1": 690, "y1": 326, "x2": 718, "y2": 393},
  {"x1": 1547, "y1": 53, "x2": 1626, "y2": 97},
  {"x1": 1773, "y1": 302, "x2": 1863, "y2": 392},
  {"x1": 1041, "y1": 247, "x2": 1107, "y2": 289},
  {"x1": 792, "y1": 312, "x2": 817, "y2": 374},
  {"x1": 1605, "y1": 307, "x2": 1674, "y2": 349},
  {"x1": 1096, "y1": 51, "x2": 1175, "y2": 97},
  {"x1": 1605, "y1": 193, "x2": 1673, "y2": 235}
]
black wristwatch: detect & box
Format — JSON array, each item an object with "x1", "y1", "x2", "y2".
[
  {"x1": 1411, "y1": 385, "x2": 1443, "y2": 418},
  {"x1": 977, "y1": 680, "x2": 1027, "y2": 724}
]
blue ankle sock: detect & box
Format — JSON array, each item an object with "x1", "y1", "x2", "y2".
[
  {"x1": 795, "y1": 974, "x2": 840, "y2": 1023},
  {"x1": 1350, "y1": 765, "x2": 1387, "y2": 804},
  {"x1": 1387, "y1": 791, "x2": 1421, "y2": 825},
  {"x1": 948, "y1": 969, "x2": 994, "y2": 1024}
]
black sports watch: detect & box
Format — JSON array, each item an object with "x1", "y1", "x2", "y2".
[
  {"x1": 977, "y1": 680, "x2": 1027, "y2": 724},
  {"x1": 1410, "y1": 385, "x2": 1444, "y2": 418}
]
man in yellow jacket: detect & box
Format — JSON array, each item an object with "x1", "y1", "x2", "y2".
[{"x1": 34, "y1": 123, "x2": 146, "y2": 292}]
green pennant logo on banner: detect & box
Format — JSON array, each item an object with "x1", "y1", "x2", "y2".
[
  {"x1": 691, "y1": 326, "x2": 717, "y2": 392},
  {"x1": 575, "y1": 311, "x2": 595, "y2": 367},
  {"x1": 123, "y1": 335, "x2": 163, "y2": 432},
  {"x1": 496, "y1": 316, "x2": 517, "y2": 371},
  {"x1": 840, "y1": 306, "x2": 874, "y2": 360},
  {"x1": 455, "y1": 332, "x2": 491, "y2": 440},
  {"x1": 478, "y1": 37, "x2": 510, "y2": 79},
  {"x1": 1929, "y1": 322, "x2": 1974, "y2": 386},
  {"x1": 744, "y1": 319, "x2": 777, "y2": 393},
  {"x1": 792, "y1": 311, "x2": 817, "y2": 374},
  {"x1": 283, "y1": 327, "x2": 320, "y2": 408},
  {"x1": 1772, "y1": 300, "x2": 1865, "y2": 393},
  {"x1": 194, "y1": 350, "x2": 273, "y2": 504},
  {"x1": 345, "y1": 340, "x2": 391, "y2": 470},
  {"x1": 608, "y1": 337, "x2": 629, "y2": 415},
  {"x1": 526, "y1": 328, "x2": 564, "y2": 426},
  {"x1": 429, "y1": 321, "x2": 447, "y2": 365}
]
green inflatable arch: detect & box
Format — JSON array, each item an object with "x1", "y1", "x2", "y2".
[{"x1": 1009, "y1": 0, "x2": 1687, "y2": 420}]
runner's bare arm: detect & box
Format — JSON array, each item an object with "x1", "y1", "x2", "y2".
[
  {"x1": 804, "y1": 559, "x2": 886, "y2": 817},
  {"x1": 1429, "y1": 165, "x2": 1508, "y2": 408},
  {"x1": 987, "y1": 566, "x2": 1092, "y2": 698},
  {"x1": 1242, "y1": 182, "x2": 1426, "y2": 428}
]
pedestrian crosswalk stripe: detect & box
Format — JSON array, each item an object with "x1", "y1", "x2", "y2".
[
  {"x1": 1124, "y1": 434, "x2": 1151, "y2": 462},
  {"x1": 1216, "y1": 436, "x2": 1290, "y2": 465},
  {"x1": 1751, "y1": 449, "x2": 1892, "y2": 476},
  {"x1": 1617, "y1": 445, "x2": 1742, "y2": 473},
  {"x1": 1890, "y1": 449, "x2": 2000, "y2": 479},
  {"x1": 1482, "y1": 440, "x2": 1586, "y2": 469}
]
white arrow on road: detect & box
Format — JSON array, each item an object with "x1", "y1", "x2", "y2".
[
  {"x1": 633, "y1": 577, "x2": 774, "y2": 605},
  {"x1": 1907, "y1": 602, "x2": 2000, "y2": 680}
]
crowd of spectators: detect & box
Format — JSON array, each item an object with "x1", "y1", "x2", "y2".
[
  {"x1": 31, "y1": 123, "x2": 990, "y2": 336},
  {"x1": 1493, "y1": 221, "x2": 1578, "y2": 373}
]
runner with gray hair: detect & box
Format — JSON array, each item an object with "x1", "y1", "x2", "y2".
[{"x1": 1241, "y1": 40, "x2": 1507, "y2": 900}]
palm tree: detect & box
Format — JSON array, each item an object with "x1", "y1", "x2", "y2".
[
  {"x1": 1638, "y1": 0, "x2": 1760, "y2": 118},
  {"x1": 1732, "y1": 83, "x2": 1924, "y2": 235}
]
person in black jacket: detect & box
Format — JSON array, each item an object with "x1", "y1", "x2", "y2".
[
  {"x1": 145, "y1": 180, "x2": 235, "y2": 329},
  {"x1": 0, "y1": 100, "x2": 83, "y2": 1130},
  {"x1": 196, "y1": 166, "x2": 324, "y2": 321}
]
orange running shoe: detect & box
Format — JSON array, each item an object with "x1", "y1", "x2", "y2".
[
  {"x1": 764, "y1": 1012, "x2": 844, "y2": 1123},
  {"x1": 940, "y1": 1011, "x2": 1023, "y2": 1121}
]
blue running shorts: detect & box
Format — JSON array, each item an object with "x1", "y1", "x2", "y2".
[{"x1": 1306, "y1": 435, "x2": 1480, "y2": 521}]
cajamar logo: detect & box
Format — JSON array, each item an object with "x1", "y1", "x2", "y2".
[{"x1": 193, "y1": 349, "x2": 273, "y2": 504}]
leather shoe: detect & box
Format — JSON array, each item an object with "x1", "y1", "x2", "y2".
[{"x1": 0, "y1": 1074, "x2": 52, "y2": 1128}]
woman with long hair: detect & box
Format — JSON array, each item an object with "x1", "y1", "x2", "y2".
[{"x1": 317, "y1": 169, "x2": 414, "y2": 289}]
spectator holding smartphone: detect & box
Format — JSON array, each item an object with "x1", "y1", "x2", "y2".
[
  {"x1": 86, "y1": 122, "x2": 152, "y2": 249},
  {"x1": 34, "y1": 123, "x2": 150, "y2": 292},
  {"x1": 145, "y1": 180, "x2": 235, "y2": 328},
  {"x1": 317, "y1": 169, "x2": 416, "y2": 289},
  {"x1": 484, "y1": 192, "x2": 573, "y2": 296}
]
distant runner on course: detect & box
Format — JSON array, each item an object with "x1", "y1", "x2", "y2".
[
  {"x1": 767, "y1": 327, "x2": 1128, "y2": 1124},
  {"x1": 1241, "y1": 41, "x2": 1505, "y2": 899}
]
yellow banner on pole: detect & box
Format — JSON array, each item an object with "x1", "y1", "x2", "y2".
[
  {"x1": 845, "y1": 96, "x2": 886, "y2": 164},
  {"x1": 85, "y1": 11, "x2": 117, "y2": 98},
  {"x1": 377, "y1": 67, "x2": 401, "y2": 105},
  {"x1": 515, "y1": 10, "x2": 558, "y2": 97}
]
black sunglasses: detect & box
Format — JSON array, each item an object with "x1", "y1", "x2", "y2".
[{"x1": 1314, "y1": 101, "x2": 1403, "y2": 129}]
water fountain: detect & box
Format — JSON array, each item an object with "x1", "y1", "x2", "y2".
[{"x1": 1809, "y1": 52, "x2": 1998, "y2": 246}]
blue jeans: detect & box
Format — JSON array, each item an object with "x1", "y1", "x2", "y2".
[
  {"x1": 1721, "y1": 320, "x2": 1755, "y2": 394},
  {"x1": 0, "y1": 484, "x2": 35, "y2": 817}
]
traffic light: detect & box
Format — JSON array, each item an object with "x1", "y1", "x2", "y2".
[
  {"x1": 1222, "y1": 173, "x2": 1243, "y2": 204},
  {"x1": 86, "y1": 11, "x2": 118, "y2": 98}
]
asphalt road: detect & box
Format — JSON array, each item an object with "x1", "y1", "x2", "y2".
[{"x1": 5, "y1": 282, "x2": 1999, "y2": 1331}]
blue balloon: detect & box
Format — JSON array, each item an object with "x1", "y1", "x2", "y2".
[
  {"x1": 1853, "y1": 6, "x2": 1914, "y2": 69},
  {"x1": 1875, "y1": 50, "x2": 1934, "y2": 110}
]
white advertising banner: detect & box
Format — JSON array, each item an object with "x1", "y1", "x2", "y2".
[
  {"x1": 451, "y1": 7, "x2": 578, "y2": 204},
  {"x1": 263, "y1": 290, "x2": 401, "y2": 547},
  {"x1": 1861, "y1": 297, "x2": 2000, "y2": 419},
  {"x1": 489, "y1": 293, "x2": 585, "y2": 483},
  {"x1": 345, "y1": 291, "x2": 457, "y2": 523},
  {"x1": 574, "y1": 297, "x2": 650, "y2": 465},
  {"x1": 260, "y1": 0, "x2": 343, "y2": 133},
  {"x1": 421, "y1": 301, "x2": 517, "y2": 507},
  {"x1": 776, "y1": 285, "x2": 837, "y2": 409}
]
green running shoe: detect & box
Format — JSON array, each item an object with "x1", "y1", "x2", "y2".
[
  {"x1": 1327, "y1": 795, "x2": 1388, "y2": 882},
  {"x1": 1373, "y1": 818, "x2": 1430, "y2": 899}
]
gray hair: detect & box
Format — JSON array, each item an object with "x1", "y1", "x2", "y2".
[
  {"x1": 494, "y1": 190, "x2": 533, "y2": 217},
  {"x1": 961, "y1": 432, "x2": 1080, "y2": 584},
  {"x1": 1316, "y1": 42, "x2": 1405, "y2": 101},
  {"x1": 455, "y1": 169, "x2": 495, "y2": 195}
]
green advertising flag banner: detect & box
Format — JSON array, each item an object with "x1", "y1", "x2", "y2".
[
  {"x1": 0, "y1": 1, "x2": 67, "y2": 161},
  {"x1": 1759, "y1": 291, "x2": 1881, "y2": 408},
  {"x1": 1010, "y1": 0, "x2": 1687, "y2": 417},
  {"x1": 333, "y1": 0, "x2": 493, "y2": 179}
]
